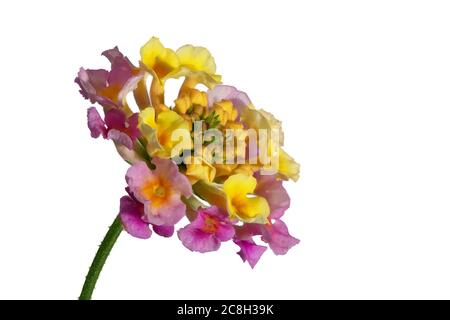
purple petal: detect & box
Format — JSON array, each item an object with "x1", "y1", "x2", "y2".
[
  {"x1": 144, "y1": 195, "x2": 186, "y2": 226},
  {"x1": 87, "y1": 107, "x2": 107, "y2": 138},
  {"x1": 215, "y1": 223, "x2": 235, "y2": 242},
  {"x1": 103, "y1": 109, "x2": 140, "y2": 148},
  {"x1": 234, "y1": 239, "x2": 267, "y2": 268},
  {"x1": 126, "y1": 113, "x2": 141, "y2": 142},
  {"x1": 261, "y1": 220, "x2": 299, "y2": 255},
  {"x1": 207, "y1": 85, "x2": 251, "y2": 114},
  {"x1": 119, "y1": 196, "x2": 151, "y2": 239},
  {"x1": 152, "y1": 224, "x2": 175, "y2": 237},
  {"x1": 254, "y1": 171, "x2": 290, "y2": 219},
  {"x1": 107, "y1": 129, "x2": 133, "y2": 150},
  {"x1": 178, "y1": 226, "x2": 221, "y2": 253},
  {"x1": 75, "y1": 68, "x2": 116, "y2": 107},
  {"x1": 193, "y1": 207, "x2": 235, "y2": 241},
  {"x1": 234, "y1": 223, "x2": 263, "y2": 240},
  {"x1": 76, "y1": 68, "x2": 107, "y2": 102},
  {"x1": 102, "y1": 47, "x2": 136, "y2": 86},
  {"x1": 199, "y1": 205, "x2": 227, "y2": 219},
  {"x1": 75, "y1": 47, "x2": 141, "y2": 108},
  {"x1": 104, "y1": 108, "x2": 126, "y2": 130}
]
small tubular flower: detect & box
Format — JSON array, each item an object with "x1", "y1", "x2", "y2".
[
  {"x1": 176, "y1": 45, "x2": 221, "y2": 88},
  {"x1": 139, "y1": 107, "x2": 192, "y2": 158},
  {"x1": 254, "y1": 171, "x2": 290, "y2": 219},
  {"x1": 119, "y1": 194, "x2": 175, "y2": 239},
  {"x1": 87, "y1": 107, "x2": 140, "y2": 149},
  {"x1": 140, "y1": 37, "x2": 180, "y2": 81},
  {"x1": 178, "y1": 206, "x2": 235, "y2": 253},
  {"x1": 223, "y1": 174, "x2": 270, "y2": 224},
  {"x1": 76, "y1": 47, "x2": 142, "y2": 110},
  {"x1": 126, "y1": 158, "x2": 192, "y2": 226}
]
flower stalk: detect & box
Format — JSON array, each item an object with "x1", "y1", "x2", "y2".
[{"x1": 79, "y1": 216, "x2": 123, "y2": 300}]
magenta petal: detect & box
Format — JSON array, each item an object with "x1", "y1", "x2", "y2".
[
  {"x1": 104, "y1": 108, "x2": 126, "y2": 130},
  {"x1": 262, "y1": 220, "x2": 299, "y2": 255},
  {"x1": 191, "y1": 207, "x2": 234, "y2": 241},
  {"x1": 75, "y1": 47, "x2": 141, "y2": 108},
  {"x1": 119, "y1": 196, "x2": 151, "y2": 239},
  {"x1": 178, "y1": 226, "x2": 221, "y2": 253},
  {"x1": 102, "y1": 47, "x2": 125, "y2": 63},
  {"x1": 152, "y1": 224, "x2": 175, "y2": 237},
  {"x1": 75, "y1": 68, "x2": 117, "y2": 107},
  {"x1": 254, "y1": 172, "x2": 290, "y2": 219},
  {"x1": 199, "y1": 205, "x2": 226, "y2": 219},
  {"x1": 126, "y1": 113, "x2": 141, "y2": 141},
  {"x1": 207, "y1": 85, "x2": 251, "y2": 114},
  {"x1": 102, "y1": 47, "x2": 136, "y2": 86},
  {"x1": 76, "y1": 68, "x2": 107, "y2": 103},
  {"x1": 87, "y1": 107, "x2": 107, "y2": 138},
  {"x1": 234, "y1": 223, "x2": 261, "y2": 240},
  {"x1": 215, "y1": 223, "x2": 235, "y2": 242},
  {"x1": 234, "y1": 239, "x2": 267, "y2": 269},
  {"x1": 107, "y1": 129, "x2": 133, "y2": 149},
  {"x1": 103, "y1": 109, "x2": 140, "y2": 148}
]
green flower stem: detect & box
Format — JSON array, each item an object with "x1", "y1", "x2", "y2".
[{"x1": 79, "y1": 215, "x2": 123, "y2": 300}]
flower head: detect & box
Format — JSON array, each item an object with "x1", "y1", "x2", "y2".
[{"x1": 77, "y1": 37, "x2": 301, "y2": 270}]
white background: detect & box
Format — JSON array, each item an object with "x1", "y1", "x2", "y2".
[{"x1": 0, "y1": 0, "x2": 449, "y2": 299}]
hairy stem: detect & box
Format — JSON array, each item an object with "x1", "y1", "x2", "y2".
[{"x1": 79, "y1": 216, "x2": 123, "y2": 300}]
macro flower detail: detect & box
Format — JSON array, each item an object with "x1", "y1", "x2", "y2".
[
  {"x1": 234, "y1": 239, "x2": 267, "y2": 269},
  {"x1": 140, "y1": 37, "x2": 179, "y2": 82},
  {"x1": 261, "y1": 220, "x2": 300, "y2": 255},
  {"x1": 76, "y1": 36, "x2": 301, "y2": 299},
  {"x1": 119, "y1": 193, "x2": 175, "y2": 239},
  {"x1": 139, "y1": 107, "x2": 192, "y2": 158},
  {"x1": 254, "y1": 171, "x2": 290, "y2": 219},
  {"x1": 126, "y1": 158, "x2": 192, "y2": 226},
  {"x1": 223, "y1": 174, "x2": 270, "y2": 224},
  {"x1": 178, "y1": 206, "x2": 234, "y2": 253},
  {"x1": 76, "y1": 47, "x2": 142, "y2": 110},
  {"x1": 87, "y1": 107, "x2": 140, "y2": 149}
]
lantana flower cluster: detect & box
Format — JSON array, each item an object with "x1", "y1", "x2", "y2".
[{"x1": 76, "y1": 37, "x2": 300, "y2": 268}]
